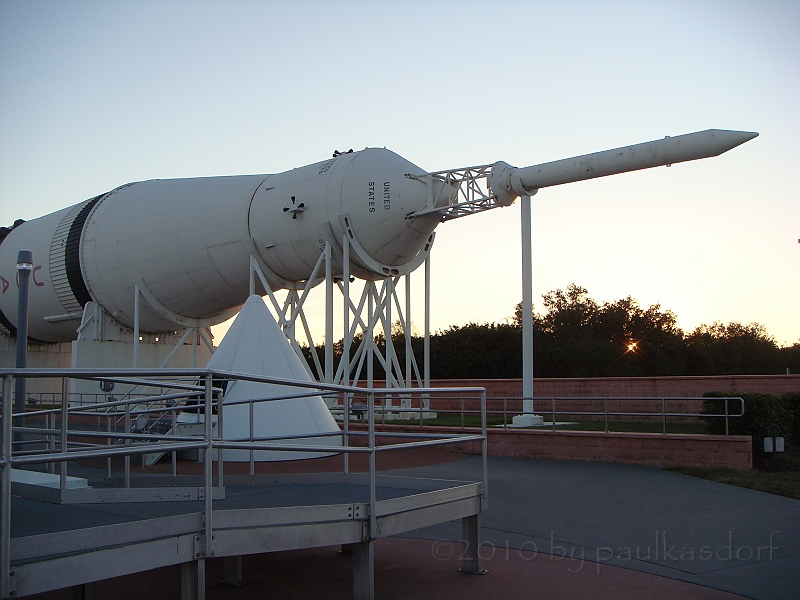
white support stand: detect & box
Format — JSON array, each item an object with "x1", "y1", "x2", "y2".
[
  {"x1": 512, "y1": 195, "x2": 543, "y2": 428},
  {"x1": 246, "y1": 232, "x2": 435, "y2": 420}
]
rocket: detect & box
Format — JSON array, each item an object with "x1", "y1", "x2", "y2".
[{"x1": 0, "y1": 129, "x2": 757, "y2": 343}]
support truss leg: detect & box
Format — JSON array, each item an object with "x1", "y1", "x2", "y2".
[
  {"x1": 460, "y1": 515, "x2": 487, "y2": 575},
  {"x1": 181, "y1": 559, "x2": 206, "y2": 600},
  {"x1": 353, "y1": 540, "x2": 375, "y2": 600},
  {"x1": 220, "y1": 555, "x2": 244, "y2": 586}
]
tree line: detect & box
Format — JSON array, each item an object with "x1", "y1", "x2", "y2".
[{"x1": 305, "y1": 284, "x2": 800, "y2": 380}]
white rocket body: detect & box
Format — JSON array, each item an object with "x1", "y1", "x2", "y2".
[
  {"x1": 0, "y1": 129, "x2": 757, "y2": 343},
  {"x1": 0, "y1": 149, "x2": 447, "y2": 341}
]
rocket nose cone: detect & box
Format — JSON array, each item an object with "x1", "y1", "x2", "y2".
[{"x1": 709, "y1": 129, "x2": 759, "y2": 153}]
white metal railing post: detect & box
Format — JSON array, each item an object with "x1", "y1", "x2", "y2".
[
  {"x1": 216, "y1": 391, "x2": 224, "y2": 488},
  {"x1": 725, "y1": 399, "x2": 729, "y2": 436},
  {"x1": 1, "y1": 375, "x2": 13, "y2": 599},
  {"x1": 171, "y1": 409, "x2": 177, "y2": 477},
  {"x1": 203, "y1": 373, "x2": 213, "y2": 557},
  {"x1": 368, "y1": 390, "x2": 376, "y2": 539},
  {"x1": 343, "y1": 392, "x2": 350, "y2": 474},
  {"x1": 133, "y1": 284, "x2": 140, "y2": 369},
  {"x1": 61, "y1": 377, "x2": 69, "y2": 492},
  {"x1": 249, "y1": 401, "x2": 255, "y2": 475},
  {"x1": 107, "y1": 415, "x2": 113, "y2": 478},
  {"x1": 124, "y1": 399, "x2": 130, "y2": 488},
  {"x1": 48, "y1": 412, "x2": 55, "y2": 474},
  {"x1": 343, "y1": 235, "x2": 351, "y2": 474},
  {"x1": 481, "y1": 389, "x2": 488, "y2": 510},
  {"x1": 604, "y1": 399, "x2": 609, "y2": 433}
]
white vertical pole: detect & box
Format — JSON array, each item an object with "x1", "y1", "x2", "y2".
[
  {"x1": 325, "y1": 243, "x2": 333, "y2": 385},
  {"x1": 404, "y1": 274, "x2": 412, "y2": 388},
  {"x1": 424, "y1": 256, "x2": 431, "y2": 390},
  {"x1": 342, "y1": 235, "x2": 351, "y2": 475},
  {"x1": 133, "y1": 284, "x2": 140, "y2": 369},
  {"x1": 367, "y1": 283, "x2": 374, "y2": 389},
  {"x1": 521, "y1": 195, "x2": 534, "y2": 414},
  {"x1": 343, "y1": 236, "x2": 351, "y2": 387},
  {"x1": 385, "y1": 278, "x2": 393, "y2": 407}
]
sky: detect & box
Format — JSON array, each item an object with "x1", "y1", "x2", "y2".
[{"x1": 1, "y1": 1, "x2": 798, "y2": 347}]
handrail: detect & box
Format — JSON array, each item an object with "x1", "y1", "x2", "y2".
[
  {"x1": 391, "y1": 395, "x2": 743, "y2": 435},
  {"x1": 0, "y1": 368, "x2": 487, "y2": 598}
]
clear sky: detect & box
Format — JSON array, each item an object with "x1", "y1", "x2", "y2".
[{"x1": 1, "y1": 1, "x2": 798, "y2": 346}]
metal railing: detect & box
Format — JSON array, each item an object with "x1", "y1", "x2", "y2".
[
  {"x1": 346, "y1": 395, "x2": 744, "y2": 436},
  {"x1": 0, "y1": 368, "x2": 487, "y2": 599}
]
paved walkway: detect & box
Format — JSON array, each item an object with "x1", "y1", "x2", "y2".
[
  {"x1": 391, "y1": 456, "x2": 800, "y2": 600},
  {"x1": 25, "y1": 455, "x2": 800, "y2": 599}
]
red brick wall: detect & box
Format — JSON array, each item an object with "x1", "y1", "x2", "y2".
[
  {"x1": 366, "y1": 425, "x2": 753, "y2": 470},
  {"x1": 408, "y1": 374, "x2": 800, "y2": 397}
]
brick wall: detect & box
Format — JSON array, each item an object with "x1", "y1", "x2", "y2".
[{"x1": 365, "y1": 425, "x2": 753, "y2": 470}]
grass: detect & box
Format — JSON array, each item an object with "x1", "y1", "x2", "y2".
[
  {"x1": 670, "y1": 445, "x2": 800, "y2": 500},
  {"x1": 669, "y1": 466, "x2": 800, "y2": 500}
]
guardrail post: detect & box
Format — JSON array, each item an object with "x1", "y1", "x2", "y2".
[
  {"x1": 481, "y1": 390, "x2": 488, "y2": 510},
  {"x1": 249, "y1": 401, "x2": 255, "y2": 476},
  {"x1": 725, "y1": 399, "x2": 729, "y2": 436},
  {"x1": 124, "y1": 398, "x2": 130, "y2": 488},
  {"x1": 604, "y1": 398, "x2": 609, "y2": 433},
  {"x1": 171, "y1": 409, "x2": 177, "y2": 477},
  {"x1": 662, "y1": 398, "x2": 667, "y2": 435},
  {"x1": 368, "y1": 390, "x2": 376, "y2": 539},
  {"x1": 552, "y1": 398, "x2": 556, "y2": 432},
  {"x1": 2, "y1": 375, "x2": 13, "y2": 599},
  {"x1": 61, "y1": 377, "x2": 69, "y2": 492},
  {"x1": 203, "y1": 373, "x2": 213, "y2": 558},
  {"x1": 47, "y1": 412, "x2": 55, "y2": 474},
  {"x1": 343, "y1": 392, "x2": 350, "y2": 475},
  {"x1": 217, "y1": 391, "x2": 224, "y2": 488}
]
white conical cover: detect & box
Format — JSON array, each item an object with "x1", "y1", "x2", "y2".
[{"x1": 206, "y1": 295, "x2": 340, "y2": 461}]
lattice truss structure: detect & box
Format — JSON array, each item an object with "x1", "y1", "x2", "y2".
[
  {"x1": 248, "y1": 244, "x2": 433, "y2": 413},
  {"x1": 405, "y1": 164, "x2": 502, "y2": 222}
]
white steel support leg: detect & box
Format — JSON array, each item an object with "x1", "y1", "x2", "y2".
[
  {"x1": 343, "y1": 236, "x2": 351, "y2": 388},
  {"x1": 221, "y1": 556, "x2": 244, "y2": 586},
  {"x1": 405, "y1": 274, "x2": 412, "y2": 388},
  {"x1": 367, "y1": 283, "x2": 374, "y2": 389},
  {"x1": 342, "y1": 234, "x2": 351, "y2": 473},
  {"x1": 424, "y1": 256, "x2": 430, "y2": 389},
  {"x1": 521, "y1": 194, "x2": 533, "y2": 413},
  {"x1": 181, "y1": 559, "x2": 205, "y2": 600},
  {"x1": 353, "y1": 540, "x2": 375, "y2": 600},
  {"x1": 325, "y1": 243, "x2": 333, "y2": 386},
  {"x1": 384, "y1": 277, "x2": 393, "y2": 408},
  {"x1": 133, "y1": 284, "x2": 140, "y2": 368},
  {"x1": 460, "y1": 514, "x2": 486, "y2": 575}
]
